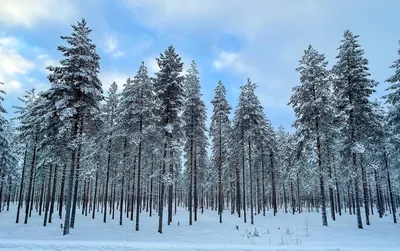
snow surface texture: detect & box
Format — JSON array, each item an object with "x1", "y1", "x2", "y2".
[{"x1": 1, "y1": 206, "x2": 399, "y2": 250}]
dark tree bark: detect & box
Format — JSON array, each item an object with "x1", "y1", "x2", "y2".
[
  {"x1": 333, "y1": 163, "x2": 341, "y2": 216},
  {"x1": 384, "y1": 150, "x2": 397, "y2": 224},
  {"x1": 49, "y1": 165, "x2": 58, "y2": 223},
  {"x1": 158, "y1": 141, "x2": 167, "y2": 234},
  {"x1": 360, "y1": 155, "x2": 370, "y2": 225},
  {"x1": 194, "y1": 146, "x2": 198, "y2": 222},
  {"x1": 24, "y1": 136, "x2": 38, "y2": 224},
  {"x1": 235, "y1": 160, "x2": 241, "y2": 218},
  {"x1": 136, "y1": 131, "x2": 143, "y2": 230},
  {"x1": 92, "y1": 162, "x2": 99, "y2": 219},
  {"x1": 189, "y1": 136, "x2": 193, "y2": 225},
  {"x1": 270, "y1": 150, "x2": 277, "y2": 216},
  {"x1": 71, "y1": 119, "x2": 83, "y2": 229},
  {"x1": 43, "y1": 165, "x2": 53, "y2": 226},
  {"x1": 104, "y1": 138, "x2": 112, "y2": 223},
  {"x1": 352, "y1": 153, "x2": 363, "y2": 229},
  {"x1": 149, "y1": 155, "x2": 154, "y2": 217},
  {"x1": 248, "y1": 139, "x2": 254, "y2": 225},
  {"x1": 242, "y1": 131, "x2": 246, "y2": 223},
  {"x1": 16, "y1": 147, "x2": 28, "y2": 223},
  {"x1": 59, "y1": 164, "x2": 66, "y2": 219}
]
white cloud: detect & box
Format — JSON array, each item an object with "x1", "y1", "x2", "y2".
[
  {"x1": 36, "y1": 54, "x2": 61, "y2": 74},
  {"x1": 0, "y1": 0, "x2": 78, "y2": 28},
  {"x1": 0, "y1": 36, "x2": 35, "y2": 94},
  {"x1": 144, "y1": 56, "x2": 160, "y2": 76},
  {"x1": 123, "y1": 0, "x2": 351, "y2": 113},
  {"x1": 2, "y1": 80, "x2": 22, "y2": 93},
  {"x1": 144, "y1": 54, "x2": 190, "y2": 76},
  {"x1": 213, "y1": 52, "x2": 247, "y2": 73},
  {"x1": 99, "y1": 71, "x2": 130, "y2": 93},
  {"x1": 104, "y1": 34, "x2": 124, "y2": 58},
  {"x1": 123, "y1": 0, "x2": 343, "y2": 39}
]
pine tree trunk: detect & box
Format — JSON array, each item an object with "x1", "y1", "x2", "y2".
[
  {"x1": 242, "y1": 134, "x2": 246, "y2": 223},
  {"x1": 189, "y1": 137, "x2": 193, "y2": 225},
  {"x1": 235, "y1": 160, "x2": 241, "y2": 218},
  {"x1": 194, "y1": 146, "x2": 198, "y2": 222},
  {"x1": 316, "y1": 124, "x2": 327, "y2": 226},
  {"x1": 59, "y1": 164, "x2": 66, "y2": 219},
  {"x1": 149, "y1": 155, "x2": 154, "y2": 218},
  {"x1": 130, "y1": 157, "x2": 136, "y2": 221},
  {"x1": 49, "y1": 165, "x2": 57, "y2": 223},
  {"x1": 71, "y1": 120, "x2": 83, "y2": 229},
  {"x1": 297, "y1": 173, "x2": 301, "y2": 213},
  {"x1": 334, "y1": 164, "x2": 341, "y2": 216},
  {"x1": 92, "y1": 162, "x2": 99, "y2": 219},
  {"x1": 24, "y1": 136, "x2": 38, "y2": 224},
  {"x1": 168, "y1": 144, "x2": 173, "y2": 225},
  {"x1": 326, "y1": 149, "x2": 335, "y2": 221},
  {"x1": 158, "y1": 140, "x2": 167, "y2": 234},
  {"x1": 352, "y1": 153, "x2": 363, "y2": 229},
  {"x1": 261, "y1": 149, "x2": 266, "y2": 217},
  {"x1": 63, "y1": 146, "x2": 77, "y2": 235},
  {"x1": 218, "y1": 116, "x2": 223, "y2": 223},
  {"x1": 29, "y1": 173, "x2": 36, "y2": 217},
  {"x1": 368, "y1": 179, "x2": 374, "y2": 216},
  {"x1": 270, "y1": 150, "x2": 277, "y2": 216},
  {"x1": 16, "y1": 147, "x2": 28, "y2": 223},
  {"x1": 283, "y1": 181, "x2": 288, "y2": 213},
  {"x1": 256, "y1": 164, "x2": 261, "y2": 215},
  {"x1": 104, "y1": 138, "x2": 112, "y2": 223},
  {"x1": 112, "y1": 182, "x2": 116, "y2": 220},
  {"x1": 135, "y1": 137, "x2": 142, "y2": 231},
  {"x1": 248, "y1": 139, "x2": 254, "y2": 224},
  {"x1": 374, "y1": 169, "x2": 383, "y2": 218},
  {"x1": 43, "y1": 165, "x2": 53, "y2": 226},
  {"x1": 360, "y1": 155, "x2": 370, "y2": 225},
  {"x1": 291, "y1": 181, "x2": 295, "y2": 214},
  {"x1": 39, "y1": 178, "x2": 45, "y2": 216},
  {"x1": 384, "y1": 151, "x2": 397, "y2": 223}
]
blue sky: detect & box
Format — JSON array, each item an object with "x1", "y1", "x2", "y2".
[{"x1": 1, "y1": 0, "x2": 399, "y2": 131}]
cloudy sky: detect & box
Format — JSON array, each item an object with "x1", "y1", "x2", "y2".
[{"x1": 1, "y1": 0, "x2": 399, "y2": 131}]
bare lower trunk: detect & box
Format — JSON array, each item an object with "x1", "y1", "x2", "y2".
[
  {"x1": 24, "y1": 136, "x2": 38, "y2": 224},
  {"x1": 384, "y1": 151, "x2": 397, "y2": 224},
  {"x1": 16, "y1": 147, "x2": 28, "y2": 223},
  {"x1": 43, "y1": 165, "x2": 53, "y2": 226}
]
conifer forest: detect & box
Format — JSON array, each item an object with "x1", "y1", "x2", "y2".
[{"x1": 0, "y1": 18, "x2": 400, "y2": 247}]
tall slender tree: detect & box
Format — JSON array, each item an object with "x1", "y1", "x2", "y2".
[
  {"x1": 233, "y1": 78, "x2": 264, "y2": 225},
  {"x1": 47, "y1": 18, "x2": 103, "y2": 235},
  {"x1": 332, "y1": 30, "x2": 376, "y2": 229},
  {"x1": 129, "y1": 62, "x2": 155, "y2": 231},
  {"x1": 155, "y1": 45, "x2": 184, "y2": 233},
  {"x1": 210, "y1": 80, "x2": 231, "y2": 223},
  {"x1": 289, "y1": 45, "x2": 332, "y2": 226}
]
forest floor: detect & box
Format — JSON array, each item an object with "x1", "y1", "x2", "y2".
[{"x1": 0, "y1": 205, "x2": 399, "y2": 250}]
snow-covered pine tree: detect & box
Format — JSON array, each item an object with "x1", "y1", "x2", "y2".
[
  {"x1": 368, "y1": 101, "x2": 397, "y2": 224},
  {"x1": 385, "y1": 40, "x2": 400, "y2": 134},
  {"x1": 183, "y1": 61, "x2": 207, "y2": 225},
  {"x1": 0, "y1": 84, "x2": 18, "y2": 214},
  {"x1": 289, "y1": 45, "x2": 331, "y2": 226},
  {"x1": 233, "y1": 78, "x2": 264, "y2": 225},
  {"x1": 0, "y1": 82, "x2": 5, "y2": 128},
  {"x1": 332, "y1": 30, "x2": 376, "y2": 229},
  {"x1": 154, "y1": 45, "x2": 184, "y2": 233},
  {"x1": 128, "y1": 62, "x2": 155, "y2": 231},
  {"x1": 13, "y1": 90, "x2": 40, "y2": 224},
  {"x1": 47, "y1": 18, "x2": 103, "y2": 235},
  {"x1": 210, "y1": 80, "x2": 231, "y2": 223},
  {"x1": 101, "y1": 82, "x2": 119, "y2": 224}
]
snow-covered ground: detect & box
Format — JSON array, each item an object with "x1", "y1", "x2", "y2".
[{"x1": 0, "y1": 205, "x2": 399, "y2": 250}]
